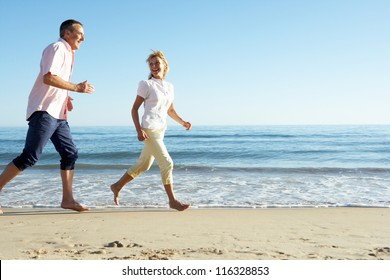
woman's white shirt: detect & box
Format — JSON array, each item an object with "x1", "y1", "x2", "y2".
[{"x1": 137, "y1": 78, "x2": 174, "y2": 130}]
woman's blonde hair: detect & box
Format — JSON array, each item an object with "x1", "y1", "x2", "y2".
[{"x1": 147, "y1": 50, "x2": 170, "y2": 79}]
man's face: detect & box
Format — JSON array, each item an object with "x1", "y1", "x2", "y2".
[{"x1": 63, "y1": 24, "x2": 84, "y2": 50}]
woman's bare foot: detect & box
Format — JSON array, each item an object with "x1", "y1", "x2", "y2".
[
  {"x1": 169, "y1": 200, "x2": 190, "y2": 211},
  {"x1": 111, "y1": 184, "x2": 122, "y2": 206},
  {"x1": 61, "y1": 200, "x2": 90, "y2": 212}
]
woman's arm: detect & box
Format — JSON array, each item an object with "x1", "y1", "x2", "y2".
[
  {"x1": 168, "y1": 103, "x2": 192, "y2": 130},
  {"x1": 132, "y1": 95, "x2": 149, "y2": 141}
]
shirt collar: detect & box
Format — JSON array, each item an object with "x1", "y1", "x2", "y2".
[
  {"x1": 58, "y1": 38, "x2": 73, "y2": 52},
  {"x1": 151, "y1": 77, "x2": 165, "y2": 85}
]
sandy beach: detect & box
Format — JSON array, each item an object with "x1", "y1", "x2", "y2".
[{"x1": 0, "y1": 208, "x2": 389, "y2": 260}]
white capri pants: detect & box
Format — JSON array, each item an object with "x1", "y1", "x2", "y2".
[{"x1": 127, "y1": 128, "x2": 173, "y2": 185}]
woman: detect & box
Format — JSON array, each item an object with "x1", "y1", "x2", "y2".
[{"x1": 111, "y1": 50, "x2": 191, "y2": 211}]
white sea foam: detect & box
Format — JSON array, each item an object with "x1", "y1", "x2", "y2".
[{"x1": 1, "y1": 126, "x2": 390, "y2": 208}]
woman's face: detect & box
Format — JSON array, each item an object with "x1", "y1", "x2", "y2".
[{"x1": 149, "y1": 57, "x2": 165, "y2": 79}]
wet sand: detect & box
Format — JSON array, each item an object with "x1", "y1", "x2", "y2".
[{"x1": 0, "y1": 208, "x2": 389, "y2": 260}]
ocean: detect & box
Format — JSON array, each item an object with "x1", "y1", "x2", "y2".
[{"x1": 0, "y1": 125, "x2": 389, "y2": 209}]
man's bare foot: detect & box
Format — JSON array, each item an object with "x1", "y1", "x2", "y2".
[
  {"x1": 111, "y1": 184, "x2": 121, "y2": 206},
  {"x1": 169, "y1": 200, "x2": 190, "y2": 211},
  {"x1": 0, "y1": 207, "x2": 3, "y2": 215},
  {"x1": 61, "y1": 200, "x2": 90, "y2": 212}
]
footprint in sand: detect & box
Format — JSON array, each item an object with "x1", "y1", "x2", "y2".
[
  {"x1": 369, "y1": 247, "x2": 390, "y2": 258},
  {"x1": 106, "y1": 241, "x2": 125, "y2": 248}
]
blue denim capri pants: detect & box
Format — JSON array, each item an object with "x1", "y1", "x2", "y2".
[{"x1": 13, "y1": 111, "x2": 78, "y2": 171}]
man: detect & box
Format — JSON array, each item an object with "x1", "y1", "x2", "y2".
[{"x1": 0, "y1": 19, "x2": 94, "y2": 214}]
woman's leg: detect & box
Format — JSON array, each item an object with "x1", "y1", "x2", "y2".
[
  {"x1": 111, "y1": 144, "x2": 154, "y2": 205},
  {"x1": 164, "y1": 184, "x2": 190, "y2": 211},
  {"x1": 110, "y1": 172, "x2": 134, "y2": 206},
  {"x1": 146, "y1": 129, "x2": 190, "y2": 211}
]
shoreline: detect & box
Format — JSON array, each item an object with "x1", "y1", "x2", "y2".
[{"x1": 1, "y1": 207, "x2": 389, "y2": 260}]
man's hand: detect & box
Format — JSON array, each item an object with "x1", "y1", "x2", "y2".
[
  {"x1": 43, "y1": 73, "x2": 95, "y2": 94},
  {"x1": 76, "y1": 80, "x2": 95, "y2": 94},
  {"x1": 67, "y1": 97, "x2": 74, "y2": 111}
]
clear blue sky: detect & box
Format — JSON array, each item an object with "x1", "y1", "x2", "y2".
[{"x1": 0, "y1": 0, "x2": 389, "y2": 127}]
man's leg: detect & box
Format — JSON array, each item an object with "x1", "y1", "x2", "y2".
[
  {"x1": 0, "y1": 162, "x2": 21, "y2": 192},
  {"x1": 1, "y1": 112, "x2": 55, "y2": 214},
  {"x1": 8, "y1": 112, "x2": 54, "y2": 183},
  {"x1": 51, "y1": 120, "x2": 88, "y2": 212},
  {"x1": 60, "y1": 169, "x2": 89, "y2": 211},
  {"x1": 0, "y1": 162, "x2": 21, "y2": 213}
]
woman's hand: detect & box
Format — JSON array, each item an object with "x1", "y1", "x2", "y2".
[
  {"x1": 183, "y1": 121, "x2": 192, "y2": 131},
  {"x1": 137, "y1": 129, "x2": 149, "y2": 141}
]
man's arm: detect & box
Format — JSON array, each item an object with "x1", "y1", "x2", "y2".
[{"x1": 43, "y1": 73, "x2": 94, "y2": 93}]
